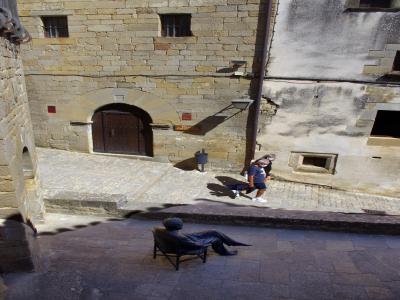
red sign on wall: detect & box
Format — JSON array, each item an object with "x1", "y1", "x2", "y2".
[
  {"x1": 47, "y1": 106, "x2": 56, "y2": 113},
  {"x1": 182, "y1": 113, "x2": 192, "y2": 121}
]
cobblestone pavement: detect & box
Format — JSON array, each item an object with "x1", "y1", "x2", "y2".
[
  {"x1": 38, "y1": 148, "x2": 400, "y2": 215},
  {"x1": 3, "y1": 214, "x2": 400, "y2": 300}
]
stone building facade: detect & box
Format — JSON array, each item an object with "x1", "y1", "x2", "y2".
[
  {"x1": 0, "y1": 1, "x2": 43, "y2": 277},
  {"x1": 0, "y1": 6, "x2": 44, "y2": 222},
  {"x1": 258, "y1": 0, "x2": 400, "y2": 197},
  {"x1": 18, "y1": 0, "x2": 277, "y2": 170}
]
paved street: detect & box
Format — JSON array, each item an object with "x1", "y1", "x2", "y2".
[
  {"x1": 38, "y1": 148, "x2": 400, "y2": 215},
  {"x1": 3, "y1": 214, "x2": 400, "y2": 300}
]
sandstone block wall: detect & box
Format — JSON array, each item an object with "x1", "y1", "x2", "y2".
[
  {"x1": 0, "y1": 37, "x2": 44, "y2": 222},
  {"x1": 18, "y1": 0, "x2": 277, "y2": 170}
]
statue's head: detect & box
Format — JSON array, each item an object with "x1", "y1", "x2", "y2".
[{"x1": 163, "y1": 217, "x2": 183, "y2": 231}]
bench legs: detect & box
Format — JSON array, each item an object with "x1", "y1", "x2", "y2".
[
  {"x1": 203, "y1": 248, "x2": 207, "y2": 263},
  {"x1": 176, "y1": 256, "x2": 180, "y2": 271},
  {"x1": 153, "y1": 243, "x2": 208, "y2": 271}
]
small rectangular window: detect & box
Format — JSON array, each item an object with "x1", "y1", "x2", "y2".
[
  {"x1": 392, "y1": 51, "x2": 400, "y2": 72},
  {"x1": 371, "y1": 110, "x2": 400, "y2": 138},
  {"x1": 359, "y1": 0, "x2": 391, "y2": 8},
  {"x1": 42, "y1": 16, "x2": 69, "y2": 38},
  {"x1": 160, "y1": 14, "x2": 191, "y2": 37}
]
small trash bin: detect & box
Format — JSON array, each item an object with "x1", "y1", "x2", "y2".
[{"x1": 195, "y1": 149, "x2": 208, "y2": 172}]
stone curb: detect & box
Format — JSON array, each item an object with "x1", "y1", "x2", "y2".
[
  {"x1": 138, "y1": 204, "x2": 400, "y2": 235},
  {"x1": 44, "y1": 191, "x2": 127, "y2": 217}
]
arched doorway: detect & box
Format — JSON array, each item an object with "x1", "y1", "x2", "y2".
[{"x1": 91, "y1": 103, "x2": 153, "y2": 156}]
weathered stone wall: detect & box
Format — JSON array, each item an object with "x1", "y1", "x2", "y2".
[
  {"x1": 18, "y1": 0, "x2": 277, "y2": 170},
  {"x1": 0, "y1": 37, "x2": 44, "y2": 222},
  {"x1": 258, "y1": 80, "x2": 400, "y2": 197},
  {"x1": 267, "y1": 0, "x2": 400, "y2": 81},
  {"x1": 256, "y1": 0, "x2": 400, "y2": 197}
]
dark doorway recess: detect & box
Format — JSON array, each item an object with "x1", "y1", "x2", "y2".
[
  {"x1": 371, "y1": 110, "x2": 400, "y2": 138},
  {"x1": 92, "y1": 103, "x2": 153, "y2": 156}
]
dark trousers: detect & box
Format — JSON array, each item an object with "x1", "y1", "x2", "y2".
[{"x1": 187, "y1": 230, "x2": 249, "y2": 255}]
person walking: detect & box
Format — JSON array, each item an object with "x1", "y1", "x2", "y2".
[
  {"x1": 247, "y1": 159, "x2": 271, "y2": 203},
  {"x1": 232, "y1": 156, "x2": 274, "y2": 203}
]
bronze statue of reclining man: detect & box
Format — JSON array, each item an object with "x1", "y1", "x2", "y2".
[{"x1": 161, "y1": 218, "x2": 251, "y2": 256}]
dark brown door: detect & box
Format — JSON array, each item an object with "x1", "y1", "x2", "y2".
[{"x1": 92, "y1": 109, "x2": 149, "y2": 155}]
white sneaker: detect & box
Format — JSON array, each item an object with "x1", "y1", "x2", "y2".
[
  {"x1": 232, "y1": 190, "x2": 240, "y2": 198},
  {"x1": 252, "y1": 197, "x2": 267, "y2": 203}
]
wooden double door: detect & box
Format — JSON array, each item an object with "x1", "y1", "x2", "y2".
[{"x1": 92, "y1": 105, "x2": 152, "y2": 156}]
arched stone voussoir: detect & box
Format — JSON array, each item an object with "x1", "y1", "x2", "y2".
[{"x1": 61, "y1": 88, "x2": 180, "y2": 124}]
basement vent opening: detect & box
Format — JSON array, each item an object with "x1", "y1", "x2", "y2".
[
  {"x1": 302, "y1": 156, "x2": 328, "y2": 168},
  {"x1": 289, "y1": 152, "x2": 338, "y2": 174}
]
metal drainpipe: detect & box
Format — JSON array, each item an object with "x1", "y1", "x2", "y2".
[{"x1": 250, "y1": 0, "x2": 274, "y2": 160}]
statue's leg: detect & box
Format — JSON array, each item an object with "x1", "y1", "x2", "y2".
[
  {"x1": 211, "y1": 240, "x2": 237, "y2": 256},
  {"x1": 207, "y1": 230, "x2": 250, "y2": 246}
]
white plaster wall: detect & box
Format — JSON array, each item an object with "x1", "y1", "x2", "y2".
[
  {"x1": 268, "y1": 0, "x2": 400, "y2": 80},
  {"x1": 258, "y1": 80, "x2": 400, "y2": 197}
]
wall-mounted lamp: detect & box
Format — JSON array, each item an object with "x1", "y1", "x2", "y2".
[{"x1": 231, "y1": 98, "x2": 254, "y2": 110}]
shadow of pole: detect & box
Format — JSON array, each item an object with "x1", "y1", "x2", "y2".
[{"x1": 183, "y1": 105, "x2": 243, "y2": 136}]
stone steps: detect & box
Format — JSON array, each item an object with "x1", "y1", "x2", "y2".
[{"x1": 44, "y1": 191, "x2": 127, "y2": 217}]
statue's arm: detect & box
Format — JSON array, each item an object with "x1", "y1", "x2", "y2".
[{"x1": 178, "y1": 234, "x2": 209, "y2": 249}]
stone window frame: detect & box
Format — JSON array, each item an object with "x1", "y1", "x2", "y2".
[
  {"x1": 289, "y1": 152, "x2": 338, "y2": 175},
  {"x1": 367, "y1": 104, "x2": 400, "y2": 147},
  {"x1": 363, "y1": 44, "x2": 400, "y2": 80},
  {"x1": 344, "y1": 0, "x2": 400, "y2": 11}
]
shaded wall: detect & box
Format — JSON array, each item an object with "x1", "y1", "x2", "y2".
[
  {"x1": 267, "y1": 0, "x2": 400, "y2": 80},
  {"x1": 0, "y1": 36, "x2": 44, "y2": 222}
]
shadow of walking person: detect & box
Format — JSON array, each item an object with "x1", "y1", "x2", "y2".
[
  {"x1": 206, "y1": 176, "x2": 251, "y2": 199},
  {"x1": 207, "y1": 183, "x2": 234, "y2": 198},
  {"x1": 214, "y1": 176, "x2": 253, "y2": 199}
]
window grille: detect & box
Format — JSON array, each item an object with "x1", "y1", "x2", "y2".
[
  {"x1": 42, "y1": 16, "x2": 69, "y2": 38},
  {"x1": 160, "y1": 14, "x2": 191, "y2": 37}
]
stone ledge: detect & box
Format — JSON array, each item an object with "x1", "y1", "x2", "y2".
[
  {"x1": 139, "y1": 203, "x2": 400, "y2": 235},
  {"x1": 44, "y1": 191, "x2": 127, "y2": 216}
]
